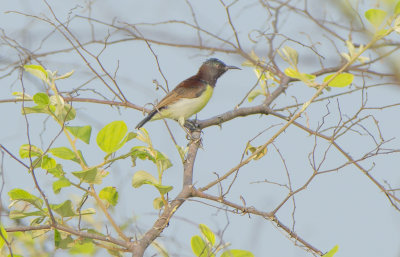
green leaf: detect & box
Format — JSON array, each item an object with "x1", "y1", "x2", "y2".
[
  {"x1": 0, "y1": 225, "x2": 8, "y2": 249},
  {"x1": 126, "y1": 132, "x2": 137, "y2": 142},
  {"x1": 41, "y1": 155, "x2": 57, "y2": 170},
  {"x1": 52, "y1": 200, "x2": 76, "y2": 217},
  {"x1": 72, "y1": 168, "x2": 105, "y2": 184},
  {"x1": 56, "y1": 104, "x2": 76, "y2": 122},
  {"x1": 247, "y1": 89, "x2": 264, "y2": 102},
  {"x1": 396, "y1": 1, "x2": 400, "y2": 15},
  {"x1": 20, "y1": 144, "x2": 43, "y2": 158},
  {"x1": 221, "y1": 249, "x2": 254, "y2": 257},
  {"x1": 199, "y1": 224, "x2": 215, "y2": 247},
  {"x1": 8, "y1": 188, "x2": 43, "y2": 210},
  {"x1": 153, "y1": 184, "x2": 173, "y2": 195},
  {"x1": 245, "y1": 143, "x2": 268, "y2": 161},
  {"x1": 69, "y1": 241, "x2": 95, "y2": 255},
  {"x1": 54, "y1": 229, "x2": 61, "y2": 248},
  {"x1": 56, "y1": 233, "x2": 74, "y2": 249},
  {"x1": 130, "y1": 146, "x2": 156, "y2": 163},
  {"x1": 99, "y1": 186, "x2": 118, "y2": 206},
  {"x1": 66, "y1": 126, "x2": 92, "y2": 144},
  {"x1": 136, "y1": 128, "x2": 151, "y2": 145},
  {"x1": 31, "y1": 157, "x2": 42, "y2": 169},
  {"x1": 97, "y1": 121, "x2": 128, "y2": 153},
  {"x1": 323, "y1": 73, "x2": 354, "y2": 88},
  {"x1": 322, "y1": 245, "x2": 339, "y2": 257},
  {"x1": 284, "y1": 68, "x2": 316, "y2": 85},
  {"x1": 132, "y1": 170, "x2": 159, "y2": 187},
  {"x1": 132, "y1": 170, "x2": 173, "y2": 194},
  {"x1": 53, "y1": 177, "x2": 71, "y2": 194},
  {"x1": 9, "y1": 210, "x2": 44, "y2": 219},
  {"x1": 278, "y1": 46, "x2": 299, "y2": 67},
  {"x1": 153, "y1": 197, "x2": 164, "y2": 209},
  {"x1": 33, "y1": 92, "x2": 50, "y2": 106},
  {"x1": 76, "y1": 150, "x2": 87, "y2": 166},
  {"x1": 130, "y1": 147, "x2": 172, "y2": 172},
  {"x1": 175, "y1": 144, "x2": 188, "y2": 163},
  {"x1": 22, "y1": 105, "x2": 52, "y2": 115},
  {"x1": 24, "y1": 64, "x2": 48, "y2": 82},
  {"x1": 47, "y1": 164, "x2": 65, "y2": 178},
  {"x1": 49, "y1": 147, "x2": 76, "y2": 160},
  {"x1": 156, "y1": 152, "x2": 172, "y2": 173},
  {"x1": 55, "y1": 70, "x2": 74, "y2": 80},
  {"x1": 80, "y1": 208, "x2": 96, "y2": 216},
  {"x1": 191, "y1": 235, "x2": 209, "y2": 257},
  {"x1": 12, "y1": 91, "x2": 32, "y2": 100},
  {"x1": 365, "y1": 9, "x2": 387, "y2": 28}
]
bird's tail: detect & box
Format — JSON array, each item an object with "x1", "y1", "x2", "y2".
[{"x1": 135, "y1": 110, "x2": 157, "y2": 129}]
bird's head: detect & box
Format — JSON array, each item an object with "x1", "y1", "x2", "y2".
[{"x1": 198, "y1": 58, "x2": 240, "y2": 84}]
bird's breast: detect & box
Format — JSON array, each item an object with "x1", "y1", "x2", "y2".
[{"x1": 161, "y1": 84, "x2": 214, "y2": 120}]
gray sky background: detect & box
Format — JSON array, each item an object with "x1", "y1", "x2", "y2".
[{"x1": 1, "y1": 0, "x2": 400, "y2": 257}]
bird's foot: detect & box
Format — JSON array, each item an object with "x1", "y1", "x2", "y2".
[{"x1": 184, "y1": 119, "x2": 200, "y2": 132}]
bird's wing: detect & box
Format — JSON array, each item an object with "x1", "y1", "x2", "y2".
[{"x1": 155, "y1": 77, "x2": 207, "y2": 109}]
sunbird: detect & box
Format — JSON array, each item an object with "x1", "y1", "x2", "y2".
[{"x1": 135, "y1": 58, "x2": 240, "y2": 129}]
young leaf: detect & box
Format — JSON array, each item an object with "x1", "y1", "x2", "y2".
[
  {"x1": 153, "y1": 184, "x2": 173, "y2": 195},
  {"x1": 199, "y1": 224, "x2": 216, "y2": 247},
  {"x1": 153, "y1": 197, "x2": 164, "y2": 209},
  {"x1": 69, "y1": 241, "x2": 95, "y2": 255},
  {"x1": 56, "y1": 104, "x2": 76, "y2": 122},
  {"x1": 41, "y1": 155, "x2": 57, "y2": 170},
  {"x1": 56, "y1": 233, "x2": 74, "y2": 249},
  {"x1": 12, "y1": 91, "x2": 32, "y2": 100},
  {"x1": 323, "y1": 73, "x2": 354, "y2": 88},
  {"x1": 191, "y1": 235, "x2": 210, "y2": 257},
  {"x1": 19, "y1": 144, "x2": 43, "y2": 158},
  {"x1": 0, "y1": 225, "x2": 8, "y2": 249},
  {"x1": 155, "y1": 151, "x2": 172, "y2": 173},
  {"x1": 97, "y1": 121, "x2": 128, "y2": 153},
  {"x1": 54, "y1": 229, "x2": 61, "y2": 248},
  {"x1": 9, "y1": 210, "x2": 44, "y2": 219},
  {"x1": 47, "y1": 164, "x2": 65, "y2": 178},
  {"x1": 322, "y1": 245, "x2": 339, "y2": 257},
  {"x1": 132, "y1": 170, "x2": 159, "y2": 188},
  {"x1": 126, "y1": 132, "x2": 137, "y2": 142},
  {"x1": 365, "y1": 9, "x2": 387, "y2": 28},
  {"x1": 66, "y1": 126, "x2": 92, "y2": 144},
  {"x1": 49, "y1": 147, "x2": 76, "y2": 160},
  {"x1": 55, "y1": 70, "x2": 75, "y2": 80},
  {"x1": 22, "y1": 105, "x2": 52, "y2": 115},
  {"x1": 136, "y1": 128, "x2": 152, "y2": 145},
  {"x1": 72, "y1": 168, "x2": 103, "y2": 184},
  {"x1": 23, "y1": 64, "x2": 48, "y2": 82},
  {"x1": 53, "y1": 177, "x2": 72, "y2": 194},
  {"x1": 221, "y1": 249, "x2": 254, "y2": 257},
  {"x1": 52, "y1": 200, "x2": 76, "y2": 217},
  {"x1": 131, "y1": 171, "x2": 172, "y2": 194},
  {"x1": 278, "y1": 46, "x2": 299, "y2": 67},
  {"x1": 99, "y1": 186, "x2": 119, "y2": 206},
  {"x1": 175, "y1": 144, "x2": 188, "y2": 163},
  {"x1": 396, "y1": 1, "x2": 400, "y2": 15},
  {"x1": 8, "y1": 188, "x2": 43, "y2": 210},
  {"x1": 130, "y1": 146, "x2": 156, "y2": 163},
  {"x1": 33, "y1": 92, "x2": 50, "y2": 106},
  {"x1": 247, "y1": 89, "x2": 264, "y2": 102},
  {"x1": 245, "y1": 143, "x2": 268, "y2": 160},
  {"x1": 284, "y1": 68, "x2": 316, "y2": 85}
]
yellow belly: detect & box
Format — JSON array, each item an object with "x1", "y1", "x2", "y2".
[{"x1": 153, "y1": 85, "x2": 214, "y2": 125}]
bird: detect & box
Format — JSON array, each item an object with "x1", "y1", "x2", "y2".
[{"x1": 135, "y1": 58, "x2": 240, "y2": 129}]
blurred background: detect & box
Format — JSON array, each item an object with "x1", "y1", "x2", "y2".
[{"x1": 0, "y1": 0, "x2": 400, "y2": 256}]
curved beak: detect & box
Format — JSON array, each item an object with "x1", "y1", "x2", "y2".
[{"x1": 226, "y1": 65, "x2": 241, "y2": 70}]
